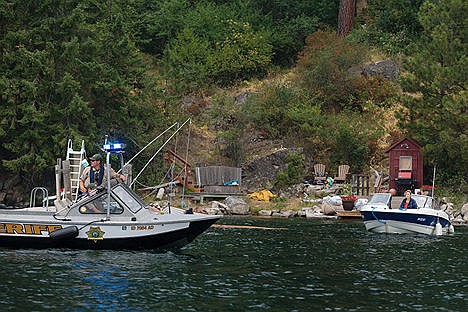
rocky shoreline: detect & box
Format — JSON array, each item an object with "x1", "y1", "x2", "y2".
[
  {"x1": 2, "y1": 174, "x2": 468, "y2": 226},
  {"x1": 153, "y1": 183, "x2": 468, "y2": 226},
  {"x1": 199, "y1": 196, "x2": 468, "y2": 226}
]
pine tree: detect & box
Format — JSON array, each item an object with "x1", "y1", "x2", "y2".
[
  {"x1": 0, "y1": 1, "x2": 163, "y2": 185},
  {"x1": 400, "y1": 0, "x2": 467, "y2": 184}
]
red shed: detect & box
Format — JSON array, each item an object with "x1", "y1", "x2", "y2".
[{"x1": 386, "y1": 137, "x2": 423, "y2": 195}]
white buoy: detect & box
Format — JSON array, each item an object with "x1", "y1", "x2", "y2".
[{"x1": 435, "y1": 222, "x2": 443, "y2": 236}]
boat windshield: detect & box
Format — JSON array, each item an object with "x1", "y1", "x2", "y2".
[
  {"x1": 412, "y1": 195, "x2": 433, "y2": 209},
  {"x1": 111, "y1": 184, "x2": 145, "y2": 213},
  {"x1": 368, "y1": 193, "x2": 392, "y2": 205},
  {"x1": 78, "y1": 193, "x2": 124, "y2": 214}
]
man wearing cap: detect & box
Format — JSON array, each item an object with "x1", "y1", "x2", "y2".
[{"x1": 79, "y1": 153, "x2": 126, "y2": 194}]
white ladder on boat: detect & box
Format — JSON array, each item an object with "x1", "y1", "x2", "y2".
[{"x1": 66, "y1": 139, "x2": 86, "y2": 201}]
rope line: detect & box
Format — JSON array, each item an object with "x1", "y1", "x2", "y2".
[
  {"x1": 371, "y1": 206, "x2": 387, "y2": 224},
  {"x1": 180, "y1": 119, "x2": 192, "y2": 207}
]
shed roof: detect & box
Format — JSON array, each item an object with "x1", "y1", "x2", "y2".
[{"x1": 385, "y1": 137, "x2": 421, "y2": 153}]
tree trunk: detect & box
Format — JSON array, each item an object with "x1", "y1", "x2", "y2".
[{"x1": 338, "y1": 0, "x2": 356, "y2": 37}]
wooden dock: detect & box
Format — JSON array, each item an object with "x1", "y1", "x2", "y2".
[{"x1": 189, "y1": 192, "x2": 243, "y2": 204}]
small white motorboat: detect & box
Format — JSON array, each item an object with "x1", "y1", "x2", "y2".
[{"x1": 360, "y1": 193, "x2": 454, "y2": 236}]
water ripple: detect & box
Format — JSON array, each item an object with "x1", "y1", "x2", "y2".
[{"x1": 0, "y1": 218, "x2": 466, "y2": 311}]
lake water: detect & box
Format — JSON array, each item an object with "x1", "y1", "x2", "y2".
[{"x1": 0, "y1": 217, "x2": 466, "y2": 311}]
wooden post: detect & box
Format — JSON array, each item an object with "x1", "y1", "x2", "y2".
[{"x1": 62, "y1": 160, "x2": 72, "y2": 200}]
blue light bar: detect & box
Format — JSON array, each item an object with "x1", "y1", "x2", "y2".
[{"x1": 103, "y1": 142, "x2": 126, "y2": 152}]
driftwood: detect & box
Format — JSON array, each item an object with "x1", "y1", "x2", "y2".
[{"x1": 211, "y1": 224, "x2": 287, "y2": 230}]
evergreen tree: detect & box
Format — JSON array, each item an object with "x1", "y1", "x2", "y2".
[
  {"x1": 400, "y1": 0, "x2": 467, "y2": 185},
  {"x1": 0, "y1": 1, "x2": 164, "y2": 185}
]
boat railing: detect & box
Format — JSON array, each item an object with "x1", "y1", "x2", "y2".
[{"x1": 29, "y1": 187, "x2": 50, "y2": 211}]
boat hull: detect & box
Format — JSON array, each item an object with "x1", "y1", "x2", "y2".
[
  {"x1": 0, "y1": 217, "x2": 220, "y2": 250},
  {"x1": 360, "y1": 208, "x2": 452, "y2": 235}
]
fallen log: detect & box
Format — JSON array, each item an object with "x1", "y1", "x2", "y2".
[{"x1": 211, "y1": 224, "x2": 287, "y2": 230}]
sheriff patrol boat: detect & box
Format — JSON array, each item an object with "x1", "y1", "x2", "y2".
[{"x1": 0, "y1": 131, "x2": 221, "y2": 250}]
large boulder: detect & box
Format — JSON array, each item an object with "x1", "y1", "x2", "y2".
[
  {"x1": 224, "y1": 196, "x2": 250, "y2": 215},
  {"x1": 210, "y1": 201, "x2": 230, "y2": 215},
  {"x1": 362, "y1": 60, "x2": 399, "y2": 81},
  {"x1": 322, "y1": 203, "x2": 337, "y2": 216}
]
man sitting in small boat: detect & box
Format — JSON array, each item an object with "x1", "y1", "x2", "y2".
[
  {"x1": 79, "y1": 153, "x2": 126, "y2": 194},
  {"x1": 399, "y1": 190, "x2": 418, "y2": 210}
]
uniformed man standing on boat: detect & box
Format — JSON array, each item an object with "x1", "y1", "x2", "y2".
[{"x1": 79, "y1": 154, "x2": 126, "y2": 194}]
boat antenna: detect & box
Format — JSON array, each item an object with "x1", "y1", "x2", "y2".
[
  {"x1": 117, "y1": 122, "x2": 178, "y2": 174},
  {"x1": 130, "y1": 119, "x2": 190, "y2": 189},
  {"x1": 104, "y1": 135, "x2": 111, "y2": 220},
  {"x1": 432, "y1": 165, "x2": 436, "y2": 199},
  {"x1": 101, "y1": 137, "x2": 126, "y2": 220}
]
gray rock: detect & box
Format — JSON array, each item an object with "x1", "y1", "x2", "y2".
[
  {"x1": 241, "y1": 148, "x2": 303, "y2": 191},
  {"x1": 280, "y1": 210, "x2": 297, "y2": 218},
  {"x1": 298, "y1": 207, "x2": 311, "y2": 217},
  {"x1": 211, "y1": 201, "x2": 230, "y2": 214},
  {"x1": 461, "y1": 203, "x2": 468, "y2": 216},
  {"x1": 206, "y1": 207, "x2": 223, "y2": 215},
  {"x1": 362, "y1": 60, "x2": 399, "y2": 81},
  {"x1": 234, "y1": 92, "x2": 250, "y2": 105},
  {"x1": 258, "y1": 209, "x2": 273, "y2": 216},
  {"x1": 322, "y1": 203, "x2": 337, "y2": 216},
  {"x1": 224, "y1": 196, "x2": 249, "y2": 215},
  {"x1": 444, "y1": 203, "x2": 455, "y2": 215}
]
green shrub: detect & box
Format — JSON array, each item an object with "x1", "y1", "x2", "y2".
[
  {"x1": 207, "y1": 20, "x2": 273, "y2": 86},
  {"x1": 275, "y1": 153, "x2": 305, "y2": 189},
  {"x1": 217, "y1": 129, "x2": 245, "y2": 166},
  {"x1": 295, "y1": 31, "x2": 371, "y2": 112},
  {"x1": 163, "y1": 28, "x2": 212, "y2": 92},
  {"x1": 164, "y1": 21, "x2": 273, "y2": 91},
  {"x1": 240, "y1": 84, "x2": 317, "y2": 139},
  {"x1": 352, "y1": 0, "x2": 424, "y2": 55}
]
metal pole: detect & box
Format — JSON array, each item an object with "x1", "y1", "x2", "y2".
[{"x1": 106, "y1": 151, "x2": 111, "y2": 220}]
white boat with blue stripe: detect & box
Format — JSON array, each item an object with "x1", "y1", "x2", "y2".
[{"x1": 360, "y1": 193, "x2": 454, "y2": 236}]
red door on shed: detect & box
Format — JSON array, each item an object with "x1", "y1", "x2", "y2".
[{"x1": 386, "y1": 138, "x2": 423, "y2": 194}]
